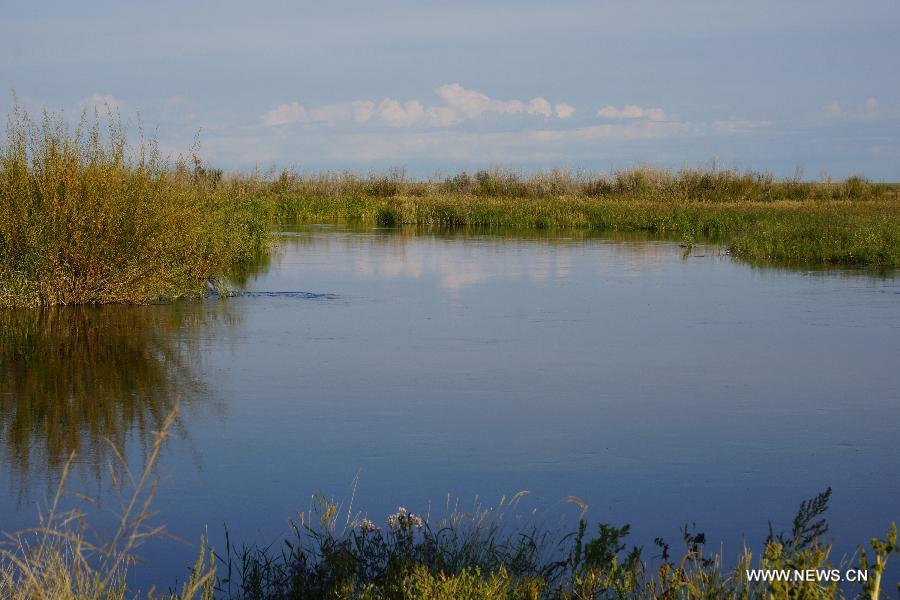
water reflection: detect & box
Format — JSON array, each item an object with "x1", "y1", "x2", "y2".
[
  {"x1": 273, "y1": 225, "x2": 897, "y2": 293},
  {"x1": 0, "y1": 303, "x2": 231, "y2": 488},
  {"x1": 273, "y1": 225, "x2": 682, "y2": 294}
]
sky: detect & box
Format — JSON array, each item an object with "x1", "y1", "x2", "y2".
[{"x1": 2, "y1": 0, "x2": 899, "y2": 178}]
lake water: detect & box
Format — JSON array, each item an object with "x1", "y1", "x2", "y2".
[{"x1": 1, "y1": 224, "x2": 898, "y2": 590}]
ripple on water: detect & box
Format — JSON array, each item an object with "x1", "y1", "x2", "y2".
[{"x1": 231, "y1": 291, "x2": 340, "y2": 299}]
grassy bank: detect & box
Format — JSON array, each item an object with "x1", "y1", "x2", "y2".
[
  {"x1": 0, "y1": 107, "x2": 269, "y2": 308},
  {"x1": 260, "y1": 168, "x2": 900, "y2": 267}
]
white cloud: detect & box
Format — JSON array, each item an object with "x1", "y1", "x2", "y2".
[
  {"x1": 597, "y1": 104, "x2": 666, "y2": 121},
  {"x1": 554, "y1": 103, "x2": 575, "y2": 119},
  {"x1": 377, "y1": 99, "x2": 426, "y2": 127},
  {"x1": 308, "y1": 103, "x2": 352, "y2": 123},
  {"x1": 434, "y1": 84, "x2": 559, "y2": 120},
  {"x1": 823, "y1": 98, "x2": 881, "y2": 120},
  {"x1": 435, "y1": 83, "x2": 500, "y2": 117},
  {"x1": 374, "y1": 98, "x2": 459, "y2": 128},
  {"x1": 864, "y1": 98, "x2": 880, "y2": 117},
  {"x1": 352, "y1": 101, "x2": 375, "y2": 123},
  {"x1": 435, "y1": 83, "x2": 554, "y2": 119},
  {"x1": 263, "y1": 84, "x2": 572, "y2": 129},
  {"x1": 526, "y1": 97, "x2": 552, "y2": 117},
  {"x1": 711, "y1": 119, "x2": 772, "y2": 132},
  {"x1": 262, "y1": 102, "x2": 306, "y2": 125},
  {"x1": 424, "y1": 106, "x2": 458, "y2": 127},
  {"x1": 83, "y1": 93, "x2": 125, "y2": 114},
  {"x1": 566, "y1": 120, "x2": 693, "y2": 141}
]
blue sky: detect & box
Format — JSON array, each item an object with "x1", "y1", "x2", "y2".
[{"x1": 3, "y1": 0, "x2": 899, "y2": 178}]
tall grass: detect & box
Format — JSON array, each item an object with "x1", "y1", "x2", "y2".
[
  {"x1": 0, "y1": 105, "x2": 269, "y2": 308},
  {"x1": 257, "y1": 167, "x2": 900, "y2": 267}
]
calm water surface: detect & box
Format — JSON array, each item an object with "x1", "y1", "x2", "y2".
[{"x1": 1, "y1": 224, "x2": 898, "y2": 589}]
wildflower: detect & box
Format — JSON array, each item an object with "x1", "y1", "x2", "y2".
[
  {"x1": 358, "y1": 519, "x2": 379, "y2": 533},
  {"x1": 387, "y1": 506, "x2": 424, "y2": 530}
]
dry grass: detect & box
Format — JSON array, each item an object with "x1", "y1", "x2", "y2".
[{"x1": 0, "y1": 405, "x2": 216, "y2": 600}]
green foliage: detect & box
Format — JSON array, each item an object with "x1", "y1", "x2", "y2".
[
  {"x1": 563, "y1": 521, "x2": 642, "y2": 599},
  {"x1": 397, "y1": 566, "x2": 544, "y2": 600},
  {"x1": 858, "y1": 523, "x2": 899, "y2": 600}
]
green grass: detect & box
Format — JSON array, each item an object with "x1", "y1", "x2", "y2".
[
  {"x1": 0, "y1": 105, "x2": 269, "y2": 308},
  {"x1": 259, "y1": 168, "x2": 900, "y2": 267}
]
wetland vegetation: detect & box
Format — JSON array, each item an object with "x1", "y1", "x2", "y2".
[{"x1": 260, "y1": 168, "x2": 900, "y2": 268}]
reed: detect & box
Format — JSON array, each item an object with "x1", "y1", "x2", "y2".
[{"x1": 0, "y1": 105, "x2": 269, "y2": 308}]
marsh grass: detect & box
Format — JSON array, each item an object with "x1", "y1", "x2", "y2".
[
  {"x1": 0, "y1": 404, "x2": 216, "y2": 600},
  {"x1": 0, "y1": 105, "x2": 269, "y2": 308},
  {"x1": 259, "y1": 167, "x2": 900, "y2": 267}
]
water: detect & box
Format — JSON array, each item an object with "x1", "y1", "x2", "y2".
[{"x1": 2, "y1": 224, "x2": 898, "y2": 589}]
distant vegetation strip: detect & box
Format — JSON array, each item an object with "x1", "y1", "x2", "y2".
[
  {"x1": 262, "y1": 168, "x2": 900, "y2": 267},
  {"x1": 3, "y1": 105, "x2": 898, "y2": 308}
]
